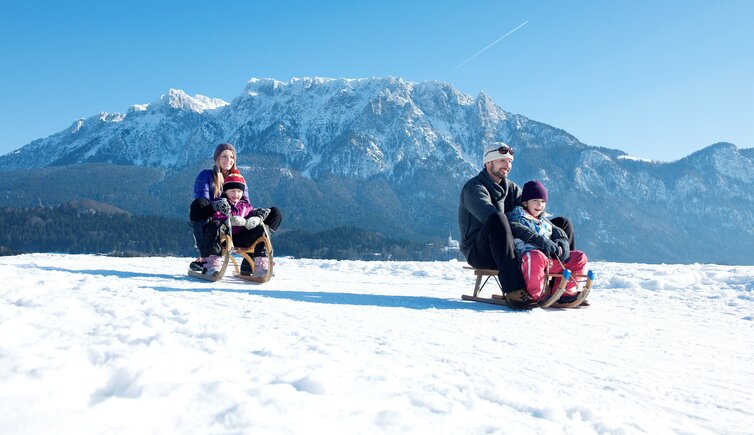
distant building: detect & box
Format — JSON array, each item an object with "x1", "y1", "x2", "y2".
[
  {"x1": 443, "y1": 231, "x2": 462, "y2": 260},
  {"x1": 444, "y1": 231, "x2": 459, "y2": 252}
]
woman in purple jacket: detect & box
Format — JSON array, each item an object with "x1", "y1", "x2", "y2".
[
  {"x1": 188, "y1": 143, "x2": 242, "y2": 271},
  {"x1": 189, "y1": 143, "x2": 282, "y2": 274}
]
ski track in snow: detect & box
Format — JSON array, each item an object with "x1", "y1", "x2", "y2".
[{"x1": 1, "y1": 254, "x2": 753, "y2": 434}]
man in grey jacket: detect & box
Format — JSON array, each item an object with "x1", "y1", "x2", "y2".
[
  {"x1": 458, "y1": 142, "x2": 526, "y2": 294},
  {"x1": 459, "y1": 142, "x2": 577, "y2": 298}
]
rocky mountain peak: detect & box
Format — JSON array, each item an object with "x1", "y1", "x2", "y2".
[
  {"x1": 151, "y1": 88, "x2": 228, "y2": 114},
  {"x1": 1, "y1": 77, "x2": 752, "y2": 264}
]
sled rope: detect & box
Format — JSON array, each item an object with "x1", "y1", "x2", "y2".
[{"x1": 554, "y1": 256, "x2": 579, "y2": 287}]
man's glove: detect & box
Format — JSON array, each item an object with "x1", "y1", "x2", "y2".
[
  {"x1": 251, "y1": 207, "x2": 271, "y2": 220},
  {"x1": 211, "y1": 198, "x2": 230, "y2": 215},
  {"x1": 229, "y1": 216, "x2": 246, "y2": 227},
  {"x1": 244, "y1": 216, "x2": 263, "y2": 230},
  {"x1": 555, "y1": 238, "x2": 571, "y2": 262},
  {"x1": 536, "y1": 236, "x2": 559, "y2": 257}
]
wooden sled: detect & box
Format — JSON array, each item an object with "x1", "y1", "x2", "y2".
[
  {"x1": 461, "y1": 266, "x2": 594, "y2": 309},
  {"x1": 188, "y1": 222, "x2": 274, "y2": 284}
]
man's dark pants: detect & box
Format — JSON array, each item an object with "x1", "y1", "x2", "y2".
[
  {"x1": 550, "y1": 216, "x2": 575, "y2": 250},
  {"x1": 466, "y1": 212, "x2": 525, "y2": 292}
]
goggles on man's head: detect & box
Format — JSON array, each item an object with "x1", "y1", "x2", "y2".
[{"x1": 485, "y1": 145, "x2": 514, "y2": 157}]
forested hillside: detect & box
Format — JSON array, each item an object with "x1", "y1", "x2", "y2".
[
  {"x1": 0, "y1": 202, "x2": 194, "y2": 257},
  {"x1": 0, "y1": 202, "x2": 454, "y2": 261}
]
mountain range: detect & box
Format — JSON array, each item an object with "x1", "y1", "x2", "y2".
[{"x1": 2, "y1": 77, "x2": 753, "y2": 264}]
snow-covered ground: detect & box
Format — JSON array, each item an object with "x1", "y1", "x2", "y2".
[{"x1": 1, "y1": 253, "x2": 753, "y2": 434}]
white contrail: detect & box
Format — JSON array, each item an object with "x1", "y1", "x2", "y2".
[{"x1": 444, "y1": 20, "x2": 529, "y2": 77}]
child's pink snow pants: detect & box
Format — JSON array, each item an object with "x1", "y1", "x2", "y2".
[{"x1": 520, "y1": 250, "x2": 588, "y2": 300}]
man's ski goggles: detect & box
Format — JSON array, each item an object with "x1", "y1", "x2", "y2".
[{"x1": 484, "y1": 145, "x2": 515, "y2": 157}]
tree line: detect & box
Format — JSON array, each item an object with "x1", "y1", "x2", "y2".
[
  {"x1": 0, "y1": 204, "x2": 195, "y2": 257},
  {"x1": 275, "y1": 227, "x2": 455, "y2": 261},
  {"x1": 0, "y1": 203, "x2": 457, "y2": 261}
]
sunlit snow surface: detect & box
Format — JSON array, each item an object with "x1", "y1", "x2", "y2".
[{"x1": 1, "y1": 254, "x2": 752, "y2": 433}]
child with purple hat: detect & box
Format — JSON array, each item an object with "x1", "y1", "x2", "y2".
[{"x1": 506, "y1": 180, "x2": 588, "y2": 304}]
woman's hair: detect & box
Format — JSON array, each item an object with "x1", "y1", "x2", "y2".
[
  {"x1": 212, "y1": 165, "x2": 224, "y2": 199},
  {"x1": 211, "y1": 143, "x2": 238, "y2": 198}
]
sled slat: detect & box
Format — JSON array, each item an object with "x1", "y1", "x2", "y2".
[{"x1": 461, "y1": 294, "x2": 508, "y2": 306}]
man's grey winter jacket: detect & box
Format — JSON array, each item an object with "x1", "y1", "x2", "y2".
[{"x1": 457, "y1": 170, "x2": 522, "y2": 258}]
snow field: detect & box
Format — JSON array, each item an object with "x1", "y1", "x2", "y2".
[{"x1": 1, "y1": 254, "x2": 753, "y2": 434}]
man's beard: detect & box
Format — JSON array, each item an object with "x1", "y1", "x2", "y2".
[{"x1": 492, "y1": 167, "x2": 508, "y2": 180}]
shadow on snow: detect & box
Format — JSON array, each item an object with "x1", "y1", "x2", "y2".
[
  {"x1": 37, "y1": 265, "x2": 190, "y2": 281},
  {"x1": 38, "y1": 265, "x2": 505, "y2": 311},
  {"x1": 152, "y1": 285, "x2": 504, "y2": 311}
]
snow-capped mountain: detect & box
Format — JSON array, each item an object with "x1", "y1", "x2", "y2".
[
  {"x1": 1, "y1": 77, "x2": 753, "y2": 264},
  {"x1": 0, "y1": 77, "x2": 579, "y2": 176},
  {"x1": 1, "y1": 89, "x2": 228, "y2": 168}
]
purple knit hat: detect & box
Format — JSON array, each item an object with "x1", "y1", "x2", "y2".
[
  {"x1": 521, "y1": 180, "x2": 548, "y2": 202},
  {"x1": 213, "y1": 143, "x2": 236, "y2": 161}
]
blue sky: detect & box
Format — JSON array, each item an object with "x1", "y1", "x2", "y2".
[{"x1": 1, "y1": 0, "x2": 752, "y2": 161}]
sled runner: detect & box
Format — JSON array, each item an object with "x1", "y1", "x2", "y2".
[
  {"x1": 188, "y1": 215, "x2": 275, "y2": 283},
  {"x1": 187, "y1": 227, "x2": 233, "y2": 282},
  {"x1": 461, "y1": 266, "x2": 594, "y2": 309},
  {"x1": 228, "y1": 223, "x2": 274, "y2": 283},
  {"x1": 550, "y1": 272, "x2": 593, "y2": 308}
]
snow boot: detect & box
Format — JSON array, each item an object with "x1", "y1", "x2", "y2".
[
  {"x1": 505, "y1": 289, "x2": 536, "y2": 309},
  {"x1": 556, "y1": 293, "x2": 579, "y2": 305},
  {"x1": 189, "y1": 259, "x2": 206, "y2": 272},
  {"x1": 204, "y1": 255, "x2": 222, "y2": 276},
  {"x1": 253, "y1": 256, "x2": 269, "y2": 277}
]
